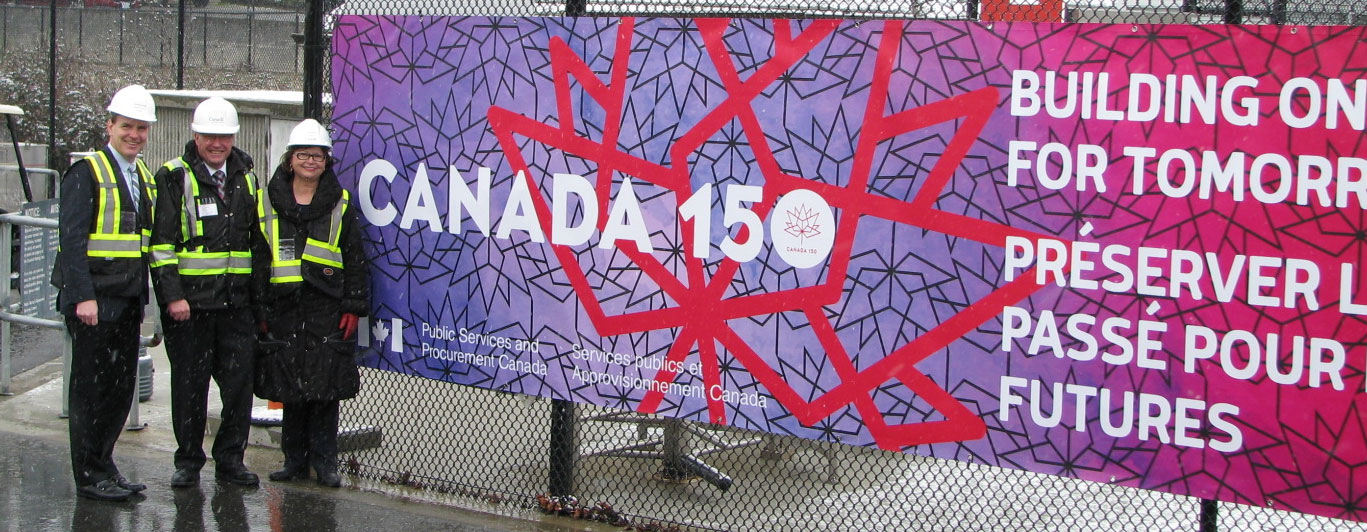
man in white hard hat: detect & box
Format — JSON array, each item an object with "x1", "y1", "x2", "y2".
[
  {"x1": 150, "y1": 96, "x2": 268, "y2": 488},
  {"x1": 53, "y1": 84, "x2": 157, "y2": 501}
]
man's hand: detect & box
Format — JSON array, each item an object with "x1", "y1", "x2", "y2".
[
  {"x1": 168, "y1": 299, "x2": 191, "y2": 321},
  {"x1": 75, "y1": 300, "x2": 98, "y2": 326},
  {"x1": 338, "y1": 313, "x2": 359, "y2": 341}
]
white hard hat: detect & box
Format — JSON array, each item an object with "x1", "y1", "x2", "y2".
[
  {"x1": 191, "y1": 96, "x2": 239, "y2": 135},
  {"x1": 287, "y1": 119, "x2": 332, "y2": 149},
  {"x1": 106, "y1": 84, "x2": 157, "y2": 123}
]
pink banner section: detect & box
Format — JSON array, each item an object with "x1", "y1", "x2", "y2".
[{"x1": 331, "y1": 17, "x2": 1367, "y2": 521}]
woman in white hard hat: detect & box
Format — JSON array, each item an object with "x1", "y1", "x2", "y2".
[{"x1": 253, "y1": 119, "x2": 369, "y2": 488}]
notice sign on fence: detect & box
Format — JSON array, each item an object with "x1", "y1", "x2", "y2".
[
  {"x1": 20, "y1": 198, "x2": 59, "y2": 320},
  {"x1": 333, "y1": 17, "x2": 1367, "y2": 520}
]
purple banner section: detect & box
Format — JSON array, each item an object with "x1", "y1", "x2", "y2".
[{"x1": 332, "y1": 17, "x2": 1367, "y2": 521}]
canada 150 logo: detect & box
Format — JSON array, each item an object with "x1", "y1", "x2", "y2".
[
  {"x1": 355, "y1": 161, "x2": 837, "y2": 268},
  {"x1": 771, "y1": 189, "x2": 835, "y2": 269}
]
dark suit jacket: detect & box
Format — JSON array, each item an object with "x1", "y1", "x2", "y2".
[{"x1": 54, "y1": 146, "x2": 154, "y2": 322}]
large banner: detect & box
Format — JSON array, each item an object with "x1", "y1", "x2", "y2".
[{"x1": 332, "y1": 17, "x2": 1367, "y2": 520}]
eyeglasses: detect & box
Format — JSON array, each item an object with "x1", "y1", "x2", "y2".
[{"x1": 294, "y1": 152, "x2": 327, "y2": 163}]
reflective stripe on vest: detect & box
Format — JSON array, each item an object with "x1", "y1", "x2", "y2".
[
  {"x1": 155, "y1": 158, "x2": 256, "y2": 275},
  {"x1": 258, "y1": 187, "x2": 348, "y2": 284},
  {"x1": 85, "y1": 152, "x2": 153, "y2": 258}
]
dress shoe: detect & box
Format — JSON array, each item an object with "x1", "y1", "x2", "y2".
[
  {"x1": 77, "y1": 479, "x2": 132, "y2": 501},
  {"x1": 269, "y1": 466, "x2": 309, "y2": 482},
  {"x1": 114, "y1": 475, "x2": 146, "y2": 493},
  {"x1": 315, "y1": 470, "x2": 342, "y2": 488},
  {"x1": 170, "y1": 469, "x2": 199, "y2": 488},
  {"x1": 216, "y1": 467, "x2": 260, "y2": 487}
]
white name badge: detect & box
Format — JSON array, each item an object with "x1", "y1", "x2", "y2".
[
  {"x1": 278, "y1": 238, "x2": 296, "y2": 261},
  {"x1": 197, "y1": 200, "x2": 219, "y2": 218}
]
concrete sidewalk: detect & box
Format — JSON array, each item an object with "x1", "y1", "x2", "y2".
[{"x1": 0, "y1": 337, "x2": 601, "y2": 532}]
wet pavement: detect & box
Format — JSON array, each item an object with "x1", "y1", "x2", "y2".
[
  {"x1": 5, "y1": 324, "x2": 64, "y2": 379},
  {"x1": 0, "y1": 430, "x2": 535, "y2": 532},
  {"x1": 0, "y1": 334, "x2": 602, "y2": 532}
]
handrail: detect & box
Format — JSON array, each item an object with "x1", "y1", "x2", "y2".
[
  {"x1": 0, "y1": 212, "x2": 156, "y2": 429},
  {"x1": 0, "y1": 309, "x2": 160, "y2": 348},
  {"x1": 0, "y1": 212, "x2": 57, "y2": 228},
  {"x1": 0, "y1": 165, "x2": 58, "y2": 177},
  {"x1": 0, "y1": 310, "x2": 62, "y2": 330}
]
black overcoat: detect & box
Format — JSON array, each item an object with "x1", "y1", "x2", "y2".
[{"x1": 254, "y1": 162, "x2": 370, "y2": 403}]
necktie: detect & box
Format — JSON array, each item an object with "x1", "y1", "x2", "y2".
[
  {"x1": 211, "y1": 170, "x2": 226, "y2": 200},
  {"x1": 126, "y1": 166, "x2": 140, "y2": 213}
]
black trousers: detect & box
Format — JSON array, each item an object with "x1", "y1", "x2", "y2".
[
  {"x1": 280, "y1": 400, "x2": 340, "y2": 475},
  {"x1": 164, "y1": 307, "x2": 255, "y2": 472},
  {"x1": 66, "y1": 311, "x2": 139, "y2": 487}
]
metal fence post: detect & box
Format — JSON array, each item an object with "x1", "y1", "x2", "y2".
[
  {"x1": 0, "y1": 221, "x2": 10, "y2": 396},
  {"x1": 1200, "y1": 499, "x2": 1218, "y2": 532},
  {"x1": 0, "y1": 308, "x2": 8, "y2": 396},
  {"x1": 294, "y1": 13, "x2": 301, "y2": 74},
  {"x1": 119, "y1": 9, "x2": 125, "y2": 65},
  {"x1": 302, "y1": 0, "x2": 325, "y2": 119},
  {"x1": 660, "y1": 418, "x2": 688, "y2": 480},
  {"x1": 47, "y1": 0, "x2": 56, "y2": 170},
  {"x1": 548, "y1": 399, "x2": 576, "y2": 496},
  {"x1": 1224, "y1": 0, "x2": 1243, "y2": 23},
  {"x1": 124, "y1": 342, "x2": 145, "y2": 431},
  {"x1": 177, "y1": 0, "x2": 185, "y2": 89},
  {"x1": 247, "y1": 7, "x2": 254, "y2": 72},
  {"x1": 60, "y1": 333, "x2": 70, "y2": 417}
]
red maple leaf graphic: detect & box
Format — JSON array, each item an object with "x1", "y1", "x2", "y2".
[
  {"x1": 784, "y1": 205, "x2": 822, "y2": 242},
  {"x1": 487, "y1": 18, "x2": 1059, "y2": 449}
]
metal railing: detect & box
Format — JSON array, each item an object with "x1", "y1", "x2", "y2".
[
  {"x1": 0, "y1": 211, "x2": 159, "y2": 430},
  {"x1": 0, "y1": 211, "x2": 60, "y2": 397}
]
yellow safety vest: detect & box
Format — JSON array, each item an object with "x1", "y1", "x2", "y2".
[
  {"x1": 149, "y1": 158, "x2": 256, "y2": 276},
  {"x1": 83, "y1": 151, "x2": 155, "y2": 259},
  {"x1": 258, "y1": 187, "x2": 348, "y2": 284}
]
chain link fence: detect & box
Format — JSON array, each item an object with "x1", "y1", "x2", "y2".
[
  {"x1": 325, "y1": 2, "x2": 1367, "y2": 532},
  {"x1": 1, "y1": 4, "x2": 301, "y2": 72},
  {"x1": 342, "y1": 373, "x2": 1367, "y2": 531},
  {"x1": 0, "y1": 3, "x2": 301, "y2": 168}
]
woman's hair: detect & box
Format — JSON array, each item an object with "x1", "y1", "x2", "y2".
[{"x1": 279, "y1": 145, "x2": 333, "y2": 175}]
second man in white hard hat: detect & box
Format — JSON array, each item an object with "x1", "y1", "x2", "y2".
[{"x1": 150, "y1": 96, "x2": 269, "y2": 488}]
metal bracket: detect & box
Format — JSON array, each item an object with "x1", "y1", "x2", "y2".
[{"x1": 579, "y1": 411, "x2": 764, "y2": 491}]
